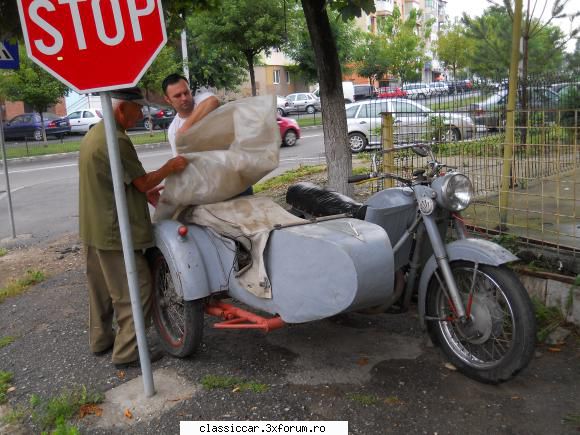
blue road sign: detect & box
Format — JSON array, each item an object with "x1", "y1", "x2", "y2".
[{"x1": 0, "y1": 40, "x2": 19, "y2": 69}]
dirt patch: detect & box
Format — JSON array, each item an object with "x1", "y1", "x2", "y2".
[{"x1": 0, "y1": 233, "x2": 83, "y2": 289}]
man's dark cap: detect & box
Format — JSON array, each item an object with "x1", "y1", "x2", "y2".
[{"x1": 108, "y1": 87, "x2": 148, "y2": 105}]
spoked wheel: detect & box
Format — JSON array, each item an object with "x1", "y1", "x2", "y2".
[
  {"x1": 149, "y1": 249, "x2": 204, "y2": 358},
  {"x1": 442, "y1": 126, "x2": 461, "y2": 142},
  {"x1": 426, "y1": 261, "x2": 536, "y2": 383}
]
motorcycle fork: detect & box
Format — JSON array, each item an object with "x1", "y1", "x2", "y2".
[{"x1": 422, "y1": 214, "x2": 467, "y2": 320}]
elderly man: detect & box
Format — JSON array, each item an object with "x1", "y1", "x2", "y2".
[
  {"x1": 162, "y1": 73, "x2": 219, "y2": 156},
  {"x1": 79, "y1": 87, "x2": 188, "y2": 369}
]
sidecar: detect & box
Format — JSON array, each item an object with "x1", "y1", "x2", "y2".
[{"x1": 153, "y1": 214, "x2": 396, "y2": 322}]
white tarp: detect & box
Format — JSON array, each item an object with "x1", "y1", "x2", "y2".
[{"x1": 154, "y1": 95, "x2": 280, "y2": 221}]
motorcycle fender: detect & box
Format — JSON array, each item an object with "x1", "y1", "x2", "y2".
[
  {"x1": 417, "y1": 238, "x2": 519, "y2": 327},
  {"x1": 153, "y1": 220, "x2": 211, "y2": 301}
]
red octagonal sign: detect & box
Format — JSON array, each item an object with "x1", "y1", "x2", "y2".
[{"x1": 17, "y1": 0, "x2": 167, "y2": 93}]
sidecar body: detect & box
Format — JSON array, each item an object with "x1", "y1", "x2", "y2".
[{"x1": 154, "y1": 217, "x2": 395, "y2": 323}]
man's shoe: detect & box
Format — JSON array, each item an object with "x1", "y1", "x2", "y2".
[
  {"x1": 92, "y1": 343, "x2": 114, "y2": 357},
  {"x1": 113, "y1": 346, "x2": 164, "y2": 370}
]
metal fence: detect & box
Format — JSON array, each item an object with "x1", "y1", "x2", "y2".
[{"x1": 353, "y1": 73, "x2": 579, "y2": 269}]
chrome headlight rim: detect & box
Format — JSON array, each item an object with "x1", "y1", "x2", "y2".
[{"x1": 435, "y1": 173, "x2": 474, "y2": 211}]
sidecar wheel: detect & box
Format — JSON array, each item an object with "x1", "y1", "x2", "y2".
[
  {"x1": 426, "y1": 261, "x2": 536, "y2": 384},
  {"x1": 150, "y1": 250, "x2": 204, "y2": 358}
]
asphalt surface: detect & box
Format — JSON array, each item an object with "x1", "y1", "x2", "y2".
[{"x1": 1, "y1": 234, "x2": 580, "y2": 434}]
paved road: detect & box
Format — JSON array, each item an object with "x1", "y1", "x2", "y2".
[{"x1": 0, "y1": 127, "x2": 325, "y2": 242}]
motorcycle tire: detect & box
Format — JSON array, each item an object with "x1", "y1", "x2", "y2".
[
  {"x1": 149, "y1": 249, "x2": 204, "y2": 358},
  {"x1": 426, "y1": 261, "x2": 536, "y2": 384}
]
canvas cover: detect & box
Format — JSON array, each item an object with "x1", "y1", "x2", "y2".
[
  {"x1": 154, "y1": 95, "x2": 280, "y2": 221},
  {"x1": 178, "y1": 197, "x2": 306, "y2": 298}
]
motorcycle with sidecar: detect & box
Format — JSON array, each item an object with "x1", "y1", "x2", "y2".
[{"x1": 149, "y1": 143, "x2": 536, "y2": 384}]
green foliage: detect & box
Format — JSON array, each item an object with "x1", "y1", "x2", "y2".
[
  {"x1": 435, "y1": 23, "x2": 474, "y2": 78},
  {"x1": 0, "y1": 270, "x2": 46, "y2": 304},
  {"x1": 532, "y1": 297, "x2": 567, "y2": 342},
  {"x1": 186, "y1": 0, "x2": 286, "y2": 96},
  {"x1": 346, "y1": 392, "x2": 380, "y2": 406},
  {"x1": 491, "y1": 234, "x2": 520, "y2": 253},
  {"x1": 0, "y1": 247, "x2": 6, "y2": 257},
  {"x1": 254, "y1": 165, "x2": 326, "y2": 193},
  {"x1": 375, "y1": 6, "x2": 429, "y2": 84},
  {"x1": 0, "y1": 371, "x2": 13, "y2": 404},
  {"x1": 0, "y1": 336, "x2": 15, "y2": 349},
  {"x1": 201, "y1": 375, "x2": 268, "y2": 393},
  {"x1": 461, "y1": 5, "x2": 567, "y2": 79},
  {"x1": 352, "y1": 33, "x2": 390, "y2": 84},
  {"x1": 284, "y1": 8, "x2": 362, "y2": 83},
  {"x1": 559, "y1": 84, "x2": 580, "y2": 127},
  {"x1": 139, "y1": 45, "x2": 181, "y2": 97},
  {"x1": 29, "y1": 386, "x2": 103, "y2": 431}
]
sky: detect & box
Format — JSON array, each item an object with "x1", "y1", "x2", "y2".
[{"x1": 445, "y1": 0, "x2": 577, "y2": 52}]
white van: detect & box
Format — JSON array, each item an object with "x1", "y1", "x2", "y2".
[{"x1": 313, "y1": 81, "x2": 355, "y2": 104}]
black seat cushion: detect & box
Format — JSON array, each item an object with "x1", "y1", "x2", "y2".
[{"x1": 286, "y1": 182, "x2": 366, "y2": 219}]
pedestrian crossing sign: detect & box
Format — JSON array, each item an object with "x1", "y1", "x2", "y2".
[{"x1": 0, "y1": 40, "x2": 19, "y2": 69}]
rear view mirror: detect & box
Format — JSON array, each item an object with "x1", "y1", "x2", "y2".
[{"x1": 412, "y1": 145, "x2": 430, "y2": 157}]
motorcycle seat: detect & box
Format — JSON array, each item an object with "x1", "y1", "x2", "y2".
[{"x1": 286, "y1": 182, "x2": 367, "y2": 219}]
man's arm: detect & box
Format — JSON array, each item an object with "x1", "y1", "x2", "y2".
[
  {"x1": 176, "y1": 95, "x2": 219, "y2": 134},
  {"x1": 132, "y1": 156, "x2": 188, "y2": 193}
]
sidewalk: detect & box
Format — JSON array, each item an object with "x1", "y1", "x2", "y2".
[{"x1": 1, "y1": 234, "x2": 580, "y2": 434}]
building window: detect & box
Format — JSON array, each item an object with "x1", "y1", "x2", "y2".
[
  {"x1": 273, "y1": 69, "x2": 280, "y2": 84},
  {"x1": 286, "y1": 70, "x2": 290, "y2": 84}
]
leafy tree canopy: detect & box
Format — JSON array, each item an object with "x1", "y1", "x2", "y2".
[{"x1": 435, "y1": 23, "x2": 475, "y2": 78}]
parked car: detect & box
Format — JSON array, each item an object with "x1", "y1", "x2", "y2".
[
  {"x1": 550, "y1": 82, "x2": 580, "y2": 94},
  {"x1": 2, "y1": 112, "x2": 70, "y2": 141},
  {"x1": 345, "y1": 98, "x2": 475, "y2": 152},
  {"x1": 401, "y1": 83, "x2": 432, "y2": 99},
  {"x1": 285, "y1": 93, "x2": 321, "y2": 114},
  {"x1": 465, "y1": 87, "x2": 559, "y2": 130},
  {"x1": 377, "y1": 86, "x2": 406, "y2": 98},
  {"x1": 277, "y1": 115, "x2": 301, "y2": 147},
  {"x1": 66, "y1": 108, "x2": 102, "y2": 133},
  {"x1": 277, "y1": 96, "x2": 290, "y2": 116},
  {"x1": 136, "y1": 104, "x2": 175, "y2": 130},
  {"x1": 429, "y1": 82, "x2": 449, "y2": 96},
  {"x1": 353, "y1": 84, "x2": 378, "y2": 101},
  {"x1": 446, "y1": 80, "x2": 472, "y2": 94},
  {"x1": 313, "y1": 81, "x2": 355, "y2": 104}
]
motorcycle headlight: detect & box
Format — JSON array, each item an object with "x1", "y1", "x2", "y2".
[{"x1": 432, "y1": 173, "x2": 474, "y2": 211}]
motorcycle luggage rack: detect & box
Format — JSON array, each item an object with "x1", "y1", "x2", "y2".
[{"x1": 205, "y1": 300, "x2": 285, "y2": 332}]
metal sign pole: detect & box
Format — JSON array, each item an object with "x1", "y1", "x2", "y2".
[
  {"x1": 0, "y1": 106, "x2": 17, "y2": 239},
  {"x1": 100, "y1": 92, "x2": 155, "y2": 397}
]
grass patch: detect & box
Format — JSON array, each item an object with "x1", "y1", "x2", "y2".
[
  {"x1": 346, "y1": 392, "x2": 380, "y2": 406},
  {"x1": 29, "y1": 385, "x2": 103, "y2": 432},
  {"x1": 201, "y1": 375, "x2": 268, "y2": 393},
  {"x1": 0, "y1": 270, "x2": 46, "y2": 304},
  {"x1": 0, "y1": 336, "x2": 15, "y2": 349},
  {"x1": 0, "y1": 247, "x2": 7, "y2": 257},
  {"x1": 5, "y1": 131, "x2": 167, "y2": 160},
  {"x1": 427, "y1": 94, "x2": 482, "y2": 111},
  {"x1": 253, "y1": 165, "x2": 326, "y2": 193},
  {"x1": 563, "y1": 413, "x2": 580, "y2": 426},
  {"x1": 0, "y1": 371, "x2": 14, "y2": 404},
  {"x1": 1, "y1": 405, "x2": 26, "y2": 425},
  {"x1": 532, "y1": 297, "x2": 567, "y2": 342},
  {"x1": 296, "y1": 116, "x2": 323, "y2": 128}
]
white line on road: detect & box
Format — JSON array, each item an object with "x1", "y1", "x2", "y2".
[
  {"x1": 0, "y1": 186, "x2": 25, "y2": 201},
  {"x1": 0, "y1": 163, "x2": 77, "y2": 175}
]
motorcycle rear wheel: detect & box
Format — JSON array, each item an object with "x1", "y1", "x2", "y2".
[
  {"x1": 426, "y1": 261, "x2": 536, "y2": 383},
  {"x1": 150, "y1": 249, "x2": 204, "y2": 358}
]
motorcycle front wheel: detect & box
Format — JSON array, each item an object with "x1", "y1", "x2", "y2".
[
  {"x1": 426, "y1": 261, "x2": 536, "y2": 383},
  {"x1": 149, "y1": 249, "x2": 204, "y2": 358}
]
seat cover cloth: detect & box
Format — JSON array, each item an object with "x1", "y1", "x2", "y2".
[
  {"x1": 154, "y1": 95, "x2": 281, "y2": 221},
  {"x1": 177, "y1": 196, "x2": 306, "y2": 298}
]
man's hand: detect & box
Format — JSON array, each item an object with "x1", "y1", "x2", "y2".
[
  {"x1": 166, "y1": 155, "x2": 188, "y2": 173},
  {"x1": 146, "y1": 185, "x2": 164, "y2": 207}
]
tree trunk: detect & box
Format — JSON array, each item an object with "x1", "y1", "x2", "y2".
[
  {"x1": 245, "y1": 52, "x2": 257, "y2": 96},
  {"x1": 301, "y1": 0, "x2": 352, "y2": 195}
]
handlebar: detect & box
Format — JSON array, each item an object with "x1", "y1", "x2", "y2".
[
  {"x1": 347, "y1": 174, "x2": 373, "y2": 183},
  {"x1": 348, "y1": 172, "x2": 412, "y2": 186}
]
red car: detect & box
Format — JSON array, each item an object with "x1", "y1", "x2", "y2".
[
  {"x1": 277, "y1": 115, "x2": 301, "y2": 147},
  {"x1": 378, "y1": 86, "x2": 407, "y2": 98}
]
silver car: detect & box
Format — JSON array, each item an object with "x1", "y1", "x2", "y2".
[
  {"x1": 346, "y1": 98, "x2": 475, "y2": 153},
  {"x1": 285, "y1": 92, "x2": 321, "y2": 114}
]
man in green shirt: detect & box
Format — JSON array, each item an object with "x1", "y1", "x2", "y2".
[{"x1": 79, "y1": 87, "x2": 188, "y2": 369}]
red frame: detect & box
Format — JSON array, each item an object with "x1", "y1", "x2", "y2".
[{"x1": 205, "y1": 300, "x2": 285, "y2": 332}]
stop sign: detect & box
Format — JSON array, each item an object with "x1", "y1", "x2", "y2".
[{"x1": 17, "y1": 0, "x2": 167, "y2": 93}]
